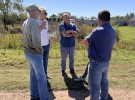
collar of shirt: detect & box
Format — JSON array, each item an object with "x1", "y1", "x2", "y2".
[
  {"x1": 63, "y1": 22, "x2": 72, "y2": 30},
  {"x1": 101, "y1": 23, "x2": 111, "y2": 27}
]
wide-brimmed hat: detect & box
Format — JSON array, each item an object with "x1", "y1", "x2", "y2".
[{"x1": 26, "y1": 4, "x2": 40, "y2": 12}]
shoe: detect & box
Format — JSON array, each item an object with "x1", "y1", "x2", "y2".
[
  {"x1": 74, "y1": 76, "x2": 85, "y2": 82},
  {"x1": 47, "y1": 76, "x2": 52, "y2": 79},
  {"x1": 70, "y1": 69, "x2": 75, "y2": 74},
  {"x1": 31, "y1": 99, "x2": 40, "y2": 100}
]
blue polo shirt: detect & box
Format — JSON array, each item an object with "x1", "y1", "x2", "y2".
[
  {"x1": 59, "y1": 22, "x2": 78, "y2": 47},
  {"x1": 86, "y1": 23, "x2": 116, "y2": 62}
]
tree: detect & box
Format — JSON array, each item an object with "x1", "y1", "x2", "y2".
[
  {"x1": 79, "y1": 16, "x2": 84, "y2": 21},
  {"x1": 57, "y1": 12, "x2": 71, "y2": 22},
  {"x1": 18, "y1": 12, "x2": 27, "y2": 22},
  {"x1": 71, "y1": 15, "x2": 77, "y2": 20},
  {"x1": 0, "y1": 0, "x2": 24, "y2": 31},
  {"x1": 129, "y1": 13, "x2": 134, "y2": 19},
  {"x1": 57, "y1": 13, "x2": 62, "y2": 22},
  {"x1": 49, "y1": 14, "x2": 57, "y2": 21},
  {"x1": 115, "y1": 16, "x2": 120, "y2": 20},
  {"x1": 90, "y1": 16, "x2": 97, "y2": 20},
  {"x1": 7, "y1": 12, "x2": 18, "y2": 25}
]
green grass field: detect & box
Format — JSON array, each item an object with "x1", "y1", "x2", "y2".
[{"x1": 0, "y1": 26, "x2": 135, "y2": 92}]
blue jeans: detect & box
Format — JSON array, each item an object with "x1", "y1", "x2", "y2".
[
  {"x1": 60, "y1": 45, "x2": 75, "y2": 71},
  {"x1": 24, "y1": 52, "x2": 48, "y2": 100},
  {"x1": 88, "y1": 61, "x2": 109, "y2": 100},
  {"x1": 42, "y1": 44, "x2": 50, "y2": 76}
]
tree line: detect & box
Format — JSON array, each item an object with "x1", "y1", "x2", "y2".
[{"x1": 0, "y1": 0, "x2": 135, "y2": 31}]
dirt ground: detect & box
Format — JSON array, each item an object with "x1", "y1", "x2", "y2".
[{"x1": 0, "y1": 88, "x2": 135, "y2": 100}]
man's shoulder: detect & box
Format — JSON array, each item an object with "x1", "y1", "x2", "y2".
[
  {"x1": 70, "y1": 23, "x2": 75, "y2": 25},
  {"x1": 23, "y1": 20, "x2": 27, "y2": 26},
  {"x1": 37, "y1": 19, "x2": 41, "y2": 22},
  {"x1": 59, "y1": 22, "x2": 64, "y2": 26},
  {"x1": 37, "y1": 19, "x2": 42, "y2": 26},
  {"x1": 27, "y1": 18, "x2": 38, "y2": 25},
  {"x1": 70, "y1": 23, "x2": 76, "y2": 27},
  {"x1": 92, "y1": 27, "x2": 104, "y2": 33},
  {"x1": 95, "y1": 27, "x2": 104, "y2": 31},
  {"x1": 59, "y1": 22, "x2": 64, "y2": 28}
]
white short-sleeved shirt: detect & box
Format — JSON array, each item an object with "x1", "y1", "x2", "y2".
[{"x1": 37, "y1": 19, "x2": 49, "y2": 46}]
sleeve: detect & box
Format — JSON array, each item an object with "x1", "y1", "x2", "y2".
[
  {"x1": 30, "y1": 21, "x2": 42, "y2": 54},
  {"x1": 73, "y1": 24, "x2": 79, "y2": 33},
  {"x1": 85, "y1": 28, "x2": 98, "y2": 43}
]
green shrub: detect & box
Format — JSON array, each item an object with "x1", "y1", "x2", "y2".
[
  {"x1": 77, "y1": 24, "x2": 93, "y2": 40},
  {"x1": 0, "y1": 34, "x2": 23, "y2": 49},
  {"x1": 115, "y1": 27, "x2": 121, "y2": 42},
  {"x1": 10, "y1": 27, "x2": 22, "y2": 34}
]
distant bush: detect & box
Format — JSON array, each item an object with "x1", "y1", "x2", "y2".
[
  {"x1": 115, "y1": 27, "x2": 121, "y2": 42},
  {"x1": 77, "y1": 24, "x2": 93, "y2": 40},
  {"x1": 0, "y1": 34, "x2": 23, "y2": 49},
  {"x1": 10, "y1": 27, "x2": 22, "y2": 34}
]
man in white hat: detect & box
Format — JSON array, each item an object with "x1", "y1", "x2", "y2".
[
  {"x1": 37, "y1": 8, "x2": 51, "y2": 79},
  {"x1": 22, "y1": 4, "x2": 48, "y2": 100}
]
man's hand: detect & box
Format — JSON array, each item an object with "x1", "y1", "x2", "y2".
[
  {"x1": 65, "y1": 30, "x2": 72, "y2": 34},
  {"x1": 70, "y1": 30, "x2": 78, "y2": 38},
  {"x1": 81, "y1": 39, "x2": 90, "y2": 48}
]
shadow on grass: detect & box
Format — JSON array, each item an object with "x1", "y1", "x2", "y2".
[
  {"x1": 47, "y1": 80, "x2": 56, "y2": 100},
  {"x1": 47, "y1": 73, "x2": 113, "y2": 100},
  {"x1": 63, "y1": 73, "x2": 89, "y2": 100},
  {"x1": 62, "y1": 73, "x2": 113, "y2": 100},
  {"x1": 107, "y1": 94, "x2": 113, "y2": 100}
]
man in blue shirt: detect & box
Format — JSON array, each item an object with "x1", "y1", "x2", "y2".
[
  {"x1": 81, "y1": 10, "x2": 116, "y2": 100},
  {"x1": 59, "y1": 12, "x2": 79, "y2": 76}
]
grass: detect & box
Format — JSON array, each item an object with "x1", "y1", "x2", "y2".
[
  {"x1": 117, "y1": 26, "x2": 135, "y2": 42},
  {"x1": 0, "y1": 26, "x2": 135, "y2": 92},
  {"x1": 0, "y1": 33, "x2": 22, "y2": 49}
]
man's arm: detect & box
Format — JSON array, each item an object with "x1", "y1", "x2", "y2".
[
  {"x1": 85, "y1": 28, "x2": 97, "y2": 43},
  {"x1": 70, "y1": 30, "x2": 78, "y2": 38},
  {"x1": 61, "y1": 30, "x2": 73, "y2": 37},
  {"x1": 70, "y1": 25, "x2": 79, "y2": 38},
  {"x1": 31, "y1": 21, "x2": 42, "y2": 54},
  {"x1": 81, "y1": 38, "x2": 90, "y2": 48},
  {"x1": 59, "y1": 24, "x2": 73, "y2": 37},
  {"x1": 81, "y1": 28, "x2": 97, "y2": 48}
]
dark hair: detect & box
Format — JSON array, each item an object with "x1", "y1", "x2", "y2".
[{"x1": 98, "y1": 10, "x2": 110, "y2": 21}]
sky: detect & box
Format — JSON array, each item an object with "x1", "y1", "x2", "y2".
[{"x1": 23, "y1": 0, "x2": 135, "y2": 18}]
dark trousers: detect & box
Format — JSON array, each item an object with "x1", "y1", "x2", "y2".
[{"x1": 42, "y1": 44, "x2": 50, "y2": 76}]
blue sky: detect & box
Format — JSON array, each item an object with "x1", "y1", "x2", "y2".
[{"x1": 23, "y1": 0, "x2": 135, "y2": 18}]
